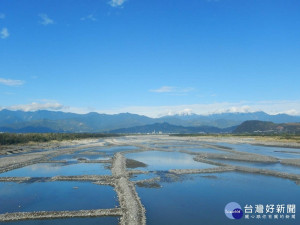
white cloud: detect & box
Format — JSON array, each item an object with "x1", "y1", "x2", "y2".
[
  {"x1": 150, "y1": 86, "x2": 175, "y2": 93},
  {"x1": 109, "y1": 0, "x2": 127, "y2": 7},
  {"x1": 2, "y1": 100, "x2": 300, "y2": 118},
  {"x1": 177, "y1": 108, "x2": 193, "y2": 116},
  {"x1": 281, "y1": 109, "x2": 299, "y2": 116},
  {"x1": 0, "y1": 78, "x2": 24, "y2": 86},
  {"x1": 150, "y1": 86, "x2": 194, "y2": 94},
  {"x1": 3, "y1": 101, "x2": 64, "y2": 112},
  {"x1": 0, "y1": 13, "x2": 5, "y2": 19},
  {"x1": 0, "y1": 28, "x2": 9, "y2": 39},
  {"x1": 81, "y1": 14, "x2": 97, "y2": 21},
  {"x1": 38, "y1": 14, "x2": 54, "y2": 25},
  {"x1": 226, "y1": 106, "x2": 251, "y2": 113},
  {"x1": 90, "y1": 100, "x2": 300, "y2": 118}
]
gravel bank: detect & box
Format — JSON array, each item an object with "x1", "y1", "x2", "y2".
[
  {"x1": 280, "y1": 158, "x2": 300, "y2": 167},
  {"x1": 112, "y1": 153, "x2": 146, "y2": 225},
  {"x1": 194, "y1": 152, "x2": 278, "y2": 163},
  {"x1": 169, "y1": 166, "x2": 235, "y2": 175},
  {"x1": 0, "y1": 209, "x2": 122, "y2": 222}
]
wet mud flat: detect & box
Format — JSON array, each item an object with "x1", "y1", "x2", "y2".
[{"x1": 0, "y1": 135, "x2": 300, "y2": 224}]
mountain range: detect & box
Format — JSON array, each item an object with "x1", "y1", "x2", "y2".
[
  {"x1": 110, "y1": 122, "x2": 236, "y2": 134},
  {"x1": 233, "y1": 120, "x2": 300, "y2": 134},
  {"x1": 0, "y1": 109, "x2": 300, "y2": 133}
]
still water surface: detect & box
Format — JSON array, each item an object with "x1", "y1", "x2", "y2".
[
  {"x1": 0, "y1": 163, "x2": 111, "y2": 177},
  {"x1": 126, "y1": 151, "x2": 216, "y2": 171},
  {"x1": 137, "y1": 172, "x2": 300, "y2": 225},
  {"x1": 0, "y1": 181, "x2": 118, "y2": 213}
]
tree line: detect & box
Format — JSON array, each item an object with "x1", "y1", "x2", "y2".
[{"x1": 0, "y1": 133, "x2": 121, "y2": 145}]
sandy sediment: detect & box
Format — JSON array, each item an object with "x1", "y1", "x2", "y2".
[
  {"x1": 0, "y1": 152, "x2": 45, "y2": 168},
  {"x1": 202, "y1": 143, "x2": 233, "y2": 150},
  {"x1": 0, "y1": 153, "x2": 50, "y2": 173},
  {"x1": 253, "y1": 143, "x2": 300, "y2": 149},
  {"x1": 0, "y1": 209, "x2": 122, "y2": 222},
  {"x1": 193, "y1": 157, "x2": 231, "y2": 167},
  {"x1": 180, "y1": 135, "x2": 300, "y2": 149},
  {"x1": 79, "y1": 151, "x2": 107, "y2": 155},
  {"x1": 121, "y1": 149, "x2": 149, "y2": 154},
  {"x1": 51, "y1": 175, "x2": 113, "y2": 182},
  {"x1": 111, "y1": 153, "x2": 127, "y2": 178},
  {"x1": 280, "y1": 159, "x2": 300, "y2": 167},
  {"x1": 0, "y1": 138, "x2": 107, "y2": 156},
  {"x1": 0, "y1": 177, "x2": 31, "y2": 182},
  {"x1": 169, "y1": 166, "x2": 235, "y2": 175},
  {"x1": 0, "y1": 143, "x2": 58, "y2": 156},
  {"x1": 77, "y1": 159, "x2": 112, "y2": 163},
  {"x1": 128, "y1": 170, "x2": 149, "y2": 175},
  {"x1": 175, "y1": 156, "x2": 300, "y2": 182},
  {"x1": 0, "y1": 140, "x2": 113, "y2": 174},
  {"x1": 192, "y1": 152, "x2": 278, "y2": 163},
  {"x1": 179, "y1": 142, "x2": 279, "y2": 164},
  {"x1": 39, "y1": 160, "x2": 67, "y2": 163},
  {"x1": 0, "y1": 175, "x2": 115, "y2": 184},
  {"x1": 116, "y1": 177, "x2": 146, "y2": 225},
  {"x1": 234, "y1": 165, "x2": 300, "y2": 180},
  {"x1": 133, "y1": 177, "x2": 160, "y2": 184},
  {"x1": 274, "y1": 150, "x2": 300, "y2": 154},
  {"x1": 93, "y1": 180, "x2": 116, "y2": 186},
  {"x1": 0, "y1": 149, "x2": 72, "y2": 174},
  {"x1": 112, "y1": 153, "x2": 146, "y2": 225},
  {"x1": 168, "y1": 165, "x2": 300, "y2": 182},
  {"x1": 134, "y1": 177, "x2": 161, "y2": 188},
  {"x1": 201, "y1": 144, "x2": 242, "y2": 154},
  {"x1": 0, "y1": 144, "x2": 86, "y2": 174},
  {"x1": 126, "y1": 159, "x2": 147, "y2": 169}
]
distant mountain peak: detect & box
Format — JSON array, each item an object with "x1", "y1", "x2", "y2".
[
  {"x1": 177, "y1": 109, "x2": 194, "y2": 116},
  {"x1": 165, "y1": 108, "x2": 195, "y2": 117},
  {"x1": 0, "y1": 109, "x2": 299, "y2": 133}
]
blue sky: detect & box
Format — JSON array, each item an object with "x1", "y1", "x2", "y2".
[{"x1": 1, "y1": 0, "x2": 300, "y2": 117}]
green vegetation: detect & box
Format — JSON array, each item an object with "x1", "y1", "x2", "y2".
[
  {"x1": 233, "y1": 120, "x2": 300, "y2": 134},
  {"x1": 278, "y1": 134, "x2": 300, "y2": 142},
  {"x1": 0, "y1": 133, "x2": 121, "y2": 145}
]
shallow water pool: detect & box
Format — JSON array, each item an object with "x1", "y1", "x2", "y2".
[
  {"x1": 0, "y1": 163, "x2": 111, "y2": 177},
  {"x1": 216, "y1": 143, "x2": 300, "y2": 159},
  {"x1": 137, "y1": 172, "x2": 300, "y2": 225},
  {"x1": 0, "y1": 181, "x2": 118, "y2": 213},
  {"x1": 125, "y1": 151, "x2": 216, "y2": 171}
]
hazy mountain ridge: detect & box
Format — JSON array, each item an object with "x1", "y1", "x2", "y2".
[
  {"x1": 234, "y1": 120, "x2": 300, "y2": 134},
  {"x1": 0, "y1": 109, "x2": 300, "y2": 133},
  {"x1": 110, "y1": 122, "x2": 236, "y2": 134},
  {"x1": 159, "y1": 111, "x2": 300, "y2": 128}
]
